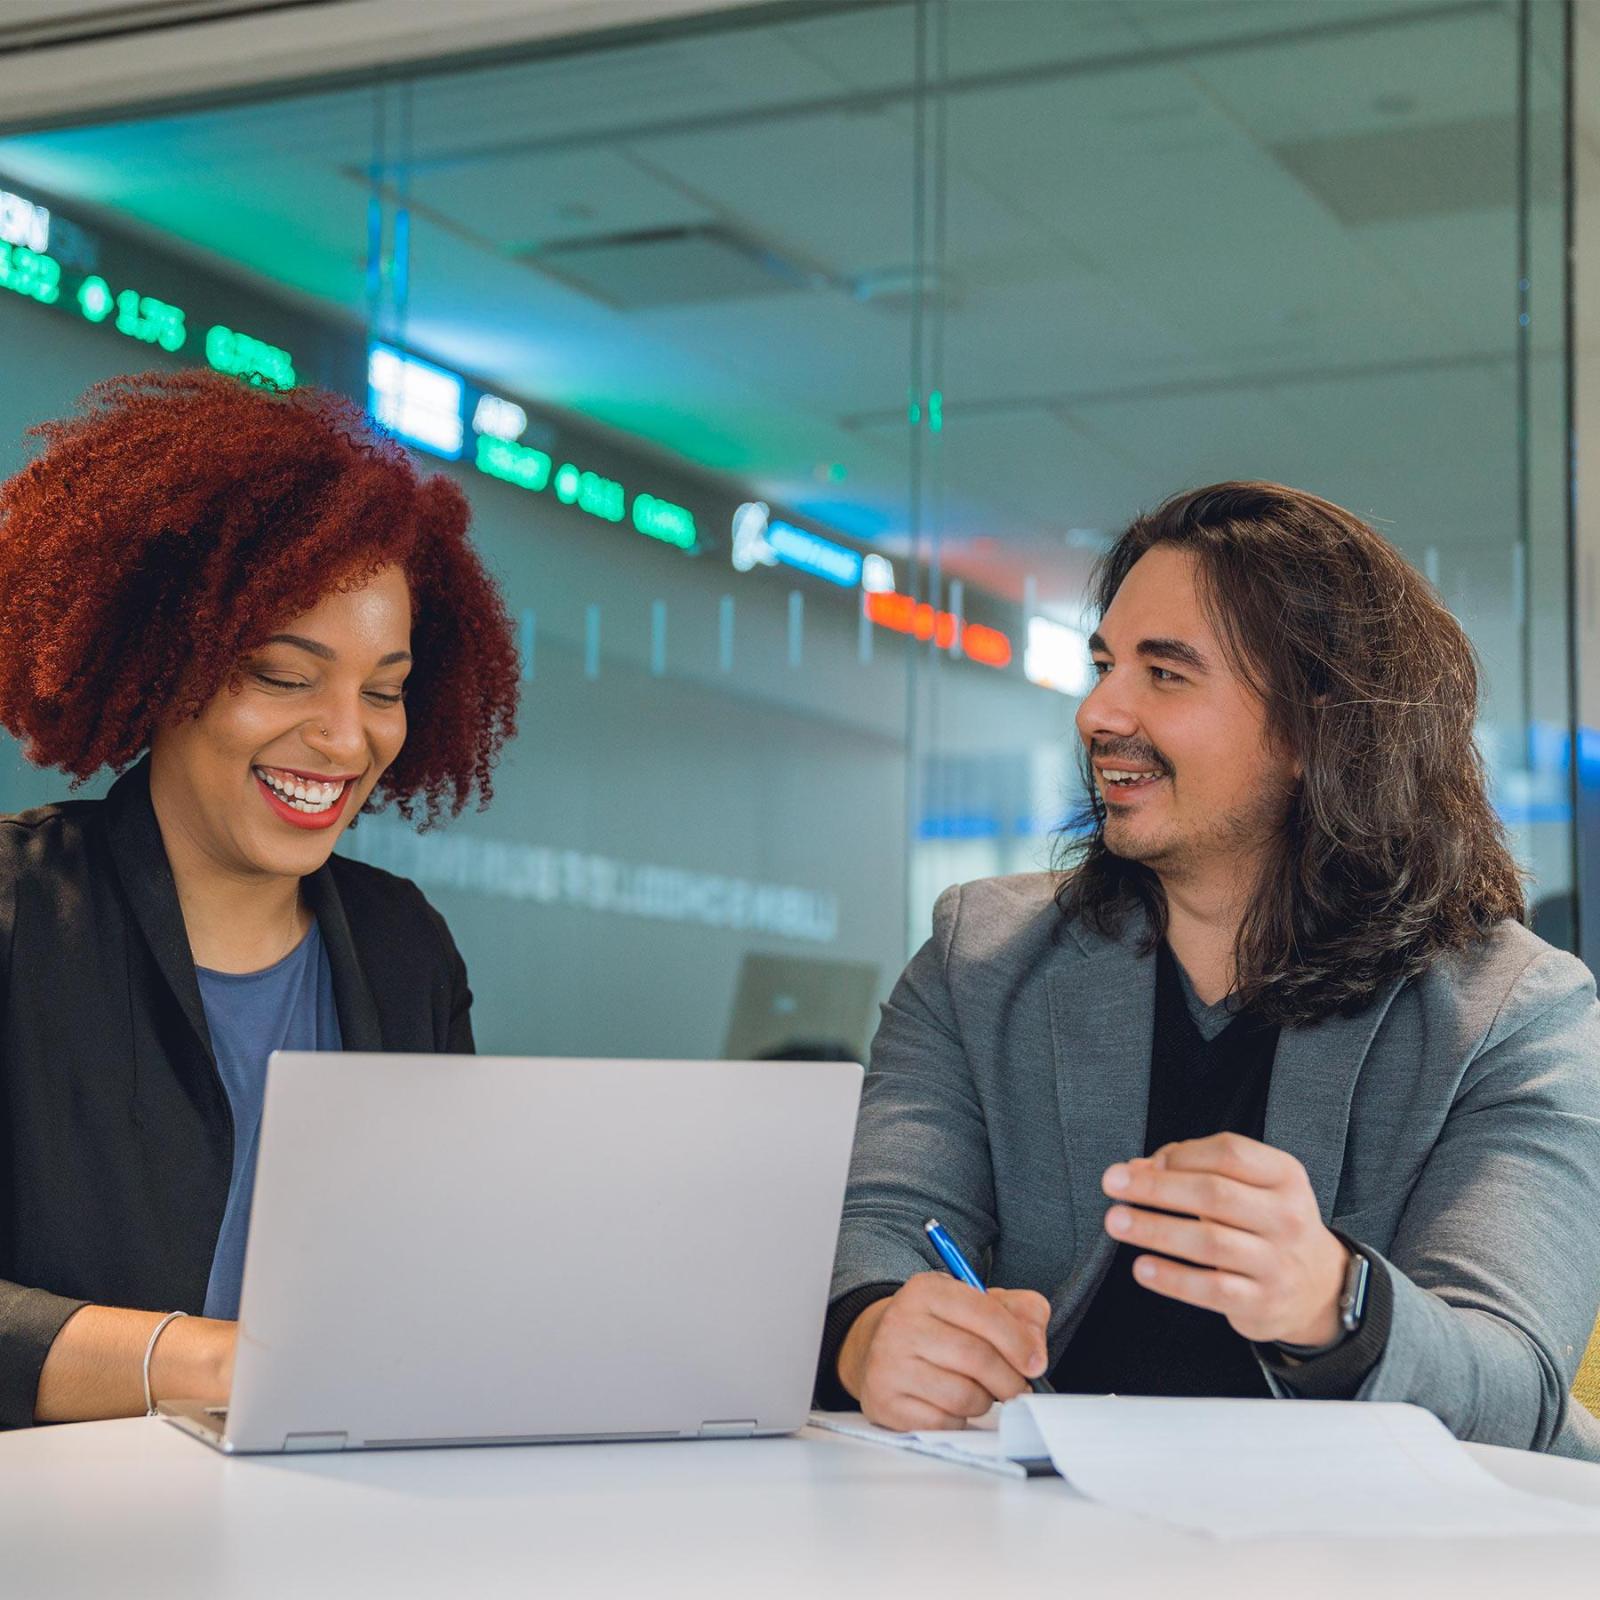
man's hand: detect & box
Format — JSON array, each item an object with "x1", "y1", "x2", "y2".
[
  {"x1": 836, "y1": 1272, "x2": 1051, "y2": 1431},
  {"x1": 1101, "y1": 1132, "x2": 1348, "y2": 1347}
]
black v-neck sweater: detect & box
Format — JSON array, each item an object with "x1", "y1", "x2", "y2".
[{"x1": 1048, "y1": 942, "x2": 1277, "y2": 1396}]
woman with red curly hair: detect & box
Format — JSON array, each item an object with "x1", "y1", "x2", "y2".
[{"x1": 0, "y1": 371, "x2": 519, "y2": 1428}]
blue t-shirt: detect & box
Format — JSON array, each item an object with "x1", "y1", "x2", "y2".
[{"x1": 197, "y1": 920, "x2": 341, "y2": 1319}]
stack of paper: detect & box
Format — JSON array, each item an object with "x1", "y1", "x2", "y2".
[{"x1": 812, "y1": 1397, "x2": 1600, "y2": 1539}]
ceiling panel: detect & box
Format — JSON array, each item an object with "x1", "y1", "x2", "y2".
[
  {"x1": 1065, "y1": 384, "x2": 1345, "y2": 498},
  {"x1": 638, "y1": 107, "x2": 1048, "y2": 282},
  {"x1": 760, "y1": 1, "x2": 921, "y2": 95},
  {"x1": 403, "y1": 32, "x2": 822, "y2": 163},
  {"x1": 1123, "y1": 0, "x2": 1450, "y2": 52},
  {"x1": 1276, "y1": 364, "x2": 1520, "y2": 546},
  {"x1": 906, "y1": 404, "x2": 1153, "y2": 541},
  {"x1": 630, "y1": 285, "x2": 912, "y2": 411},
  {"x1": 408, "y1": 147, "x2": 716, "y2": 252},
  {"x1": 932, "y1": 271, "x2": 1183, "y2": 406},
  {"x1": 1355, "y1": 209, "x2": 1519, "y2": 347},
  {"x1": 1175, "y1": 7, "x2": 1517, "y2": 145}
]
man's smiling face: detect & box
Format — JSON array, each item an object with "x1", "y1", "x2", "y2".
[{"x1": 1074, "y1": 543, "x2": 1300, "y2": 889}]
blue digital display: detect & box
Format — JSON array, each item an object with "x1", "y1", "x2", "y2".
[
  {"x1": 367, "y1": 343, "x2": 464, "y2": 458},
  {"x1": 766, "y1": 520, "x2": 863, "y2": 587}
]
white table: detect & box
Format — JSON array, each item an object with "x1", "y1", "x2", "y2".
[{"x1": 4, "y1": 1420, "x2": 1599, "y2": 1598}]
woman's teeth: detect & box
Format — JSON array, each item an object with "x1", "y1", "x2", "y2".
[{"x1": 255, "y1": 768, "x2": 345, "y2": 814}]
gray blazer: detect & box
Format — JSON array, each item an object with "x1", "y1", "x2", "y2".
[{"x1": 832, "y1": 874, "x2": 1600, "y2": 1458}]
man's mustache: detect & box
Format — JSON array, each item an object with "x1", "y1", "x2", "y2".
[{"x1": 1089, "y1": 738, "x2": 1171, "y2": 776}]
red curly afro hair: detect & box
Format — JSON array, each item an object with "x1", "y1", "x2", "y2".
[{"x1": 0, "y1": 369, "x2": 519, "y2": 824}]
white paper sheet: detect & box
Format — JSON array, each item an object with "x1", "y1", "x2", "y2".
[
  {"x1": 808, "y1": 1408, "x2": 1032, "y2": 1479},
  {"x1": 814, "y1": 1398, "x2": 1600, "y2": 1539},
  {"x1": 1001, "y1": 1396, "x2": 1600, "y2": 1540}
]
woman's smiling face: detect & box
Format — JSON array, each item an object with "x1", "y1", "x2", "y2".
[{"x1": 148, "y1": 564, "x2": 412, "y2": 882}]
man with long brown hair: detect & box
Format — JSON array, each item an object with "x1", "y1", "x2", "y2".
[{"x1": 817, "y1": 481, "x2": 1600, "y2": 1457}]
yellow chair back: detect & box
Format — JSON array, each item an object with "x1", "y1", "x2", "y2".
[{"x1": 1574, "y1": 1309, "x2": 1600, "y2": 1417}]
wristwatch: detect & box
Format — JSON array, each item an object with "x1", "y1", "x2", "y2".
[
  {"x1": 1338, "y1": 1244, "x2": 1371, "y2": 1337},
  {"x1": 1273, "y1": 1244, "x2": 1370, "y2": 1362}
]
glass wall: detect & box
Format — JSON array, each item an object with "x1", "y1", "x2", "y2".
[
  {"x1": 910, "y1": 0, "x2": 1574, "y2": 946},
  {"x1": 0, "y1": 0, "x2": 1576, "y2": 1054}
]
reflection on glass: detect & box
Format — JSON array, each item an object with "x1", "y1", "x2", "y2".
[{"x1": 0, "y1": 0, "x2": 1577, "y2": 1058}]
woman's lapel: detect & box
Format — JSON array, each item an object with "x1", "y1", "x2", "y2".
[
  {"x1": 103, "y1": 756, "x2": 213, "y2": 1062},
  {"x1": 302, "y1": 863, "x2": 384, "y2": 1051}
]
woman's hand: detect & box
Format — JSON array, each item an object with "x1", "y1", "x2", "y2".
[
  {"x1": 34, "y1": 1305, "x2": 237, "y2": 1422},
  {"x1": 150, "y1": 1312, "x2": 237, "y2": 1408}
]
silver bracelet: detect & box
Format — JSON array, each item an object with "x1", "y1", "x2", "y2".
[{"x1": 142, "y1": 1310, "x2": 189, "y2": 1417}]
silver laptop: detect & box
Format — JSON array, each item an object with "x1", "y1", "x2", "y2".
[
  {"x1": 161, "y1": 1053, "x2": 862, "y2": 1454},
  {"x1": 722, "y1": 952, "x2": 881, "y2": 1063}
]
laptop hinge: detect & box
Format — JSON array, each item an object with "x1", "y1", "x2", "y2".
[
  {"x1": 282, "y1": 1431, "x2": 348, "y2": 1453},
  {"x1": 698, "y1": 1419, "x2": 758, "y2": 1439}
]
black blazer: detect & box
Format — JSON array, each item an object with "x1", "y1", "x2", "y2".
[{"x1": 0, "y1": 758, "x2": 473, "y2": 1427}]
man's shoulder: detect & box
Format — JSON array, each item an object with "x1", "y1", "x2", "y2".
[
  {"x1": 1418, "y1": 918, "x2": 1588, "y2": 998},
  {"x1": 1409, "y1": 919, "x2": 1597, "y2": 1050},
  {"x1": 938, "y1": 870, "x2": 1060, "y2": 920},
  {"x1": 932, "y1": 872, "x2": 1092, "y2": 971}
]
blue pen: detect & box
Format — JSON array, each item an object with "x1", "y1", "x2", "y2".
[{"x1": 924, "y1": 1217, "x2": 1055, "y2": 1396}]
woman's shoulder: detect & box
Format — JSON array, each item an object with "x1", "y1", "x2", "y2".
[
  {"x1": 0, "y1": 797, "x2": 105, "y2": 882},
  {"x1": 322, "y1": 854, "x2": 467, "y2": 997},
  {"x1": 0, "y1": 800, "x2": 109, "y2": 966},
  {"x1": 324, "y1": 852, "x2": 457, "y2": 948}
]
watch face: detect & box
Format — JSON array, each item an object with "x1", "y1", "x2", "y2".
[{"x1": 1340, "y1": 1249, "x2": 1370, "y2": 1333}]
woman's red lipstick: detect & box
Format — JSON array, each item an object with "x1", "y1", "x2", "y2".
[{"x1": 252, "y1": 768, "x2": 356, "y2": 831}]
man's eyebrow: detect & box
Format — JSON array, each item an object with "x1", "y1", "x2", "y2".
[
  {"x1": 1137, "y1": 636, "x2": 1210, "y2": 672},
  {"x1": 261, "y1": 633, "x2": 412, "y2": 668},
  {"x1": 1087, "y1": 630, "x2": 1209, "y2": 672}
]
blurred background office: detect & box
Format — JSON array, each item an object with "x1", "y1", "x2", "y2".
[{"x1": 1, "y1": 0, "x2": 1597, "y2": 1059}]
